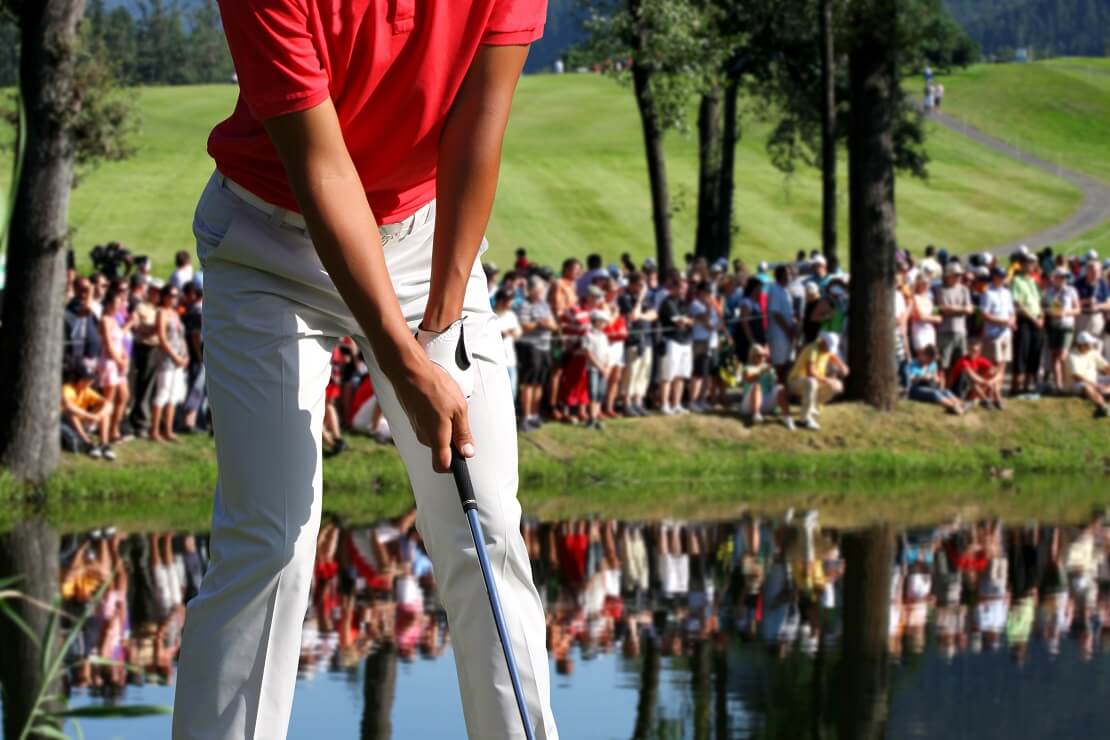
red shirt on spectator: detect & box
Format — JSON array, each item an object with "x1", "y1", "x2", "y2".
[
  {"x1": 211, "y1": 0, "x2": 547, "y2": 224},
  {"x1": 948, "y1": 354, "x2": 995, "y2": 388}
]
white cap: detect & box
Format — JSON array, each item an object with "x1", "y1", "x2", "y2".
[
  {"x1": 945, "y1": 261, "x2": 964, "y2": 276},
  {"x1": 1076, "y1": 331, "x2": 1098, "y2": 347},
  {"x1": 980, "y1": 252, "x2": 993, "y2": 265},
  {"x1": 1086, "y1": 249, "x2": 1099, "y2": 262},
  {"x1": 811, "y1": 255, "x2": 827, "y2": 267},
  {"x1": 1018, "y1": 244, "x2": 1030, "y2": 255},
  {"x1": 590, "y1": 310, "x2": 610, "y2": 323},
  {"x1": 1053, "y1": 267, "x2": 1070, "y2": 278},
  {"x1": 758, "y1": 260, "x2": 770, "y2": 272},
  {"x1": 818, "y1": 331, "x2": 840, "y2": 354}
]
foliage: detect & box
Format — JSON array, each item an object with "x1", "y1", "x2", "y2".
[
  {"x1": 0, "y1": 575, "x2": 171, "y2": 740},
  {"x1": 946, "y1": 0, "x2": 1110, "y2": 59},
  {"x1": 0, "y1": 0, "x2": 235, "y2": 87}
]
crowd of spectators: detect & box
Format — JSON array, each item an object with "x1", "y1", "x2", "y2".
[
  {"x1": 56, "y1": 239, "x2": 1110, "y2": 460},
  {"x1": 52, "y1": 508, "x2": 1110, "y2": 705}
]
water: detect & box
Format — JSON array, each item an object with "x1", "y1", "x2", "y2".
[{"x1": 2, "y1": 510, "x2": 1110, "y2": 739}]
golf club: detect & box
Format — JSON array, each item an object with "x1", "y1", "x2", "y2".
[{"x1": 450, "y1": 446, "x2": 536, "y2": 740}]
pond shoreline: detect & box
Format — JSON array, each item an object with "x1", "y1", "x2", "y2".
[{"x1": 2, "y1": 399, "x2": 1107, "y2": 528}]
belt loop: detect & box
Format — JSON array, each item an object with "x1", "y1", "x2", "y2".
[{"x1": 268, "y1": 207, "x2": 287, "y2": 226}]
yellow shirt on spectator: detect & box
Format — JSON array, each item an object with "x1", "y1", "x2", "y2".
[
  {"x1": 789, "y1": 343, "x2": 832, "y2": 384},
  {"x1": 1066, "y1": 350, "x2": 1109, "y2": 386},
  {"x1": 62, "y1": 383, "x2": 104, "y2": 412}
]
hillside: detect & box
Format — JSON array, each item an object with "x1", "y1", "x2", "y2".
[
  {"x1": 0, "y1": 71, "x2": 1092, "y2": 273},
  {"x1": 940, "y1": 59, "x2": 1110, "y2": 185}
]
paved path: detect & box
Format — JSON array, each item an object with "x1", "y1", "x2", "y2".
[{"x1": 931, "y1": 110, "x2": 1110, "y2": 256}]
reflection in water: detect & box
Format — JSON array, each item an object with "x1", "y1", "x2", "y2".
[{"x1": 4, "y1": 511, "x2": 1110, "y2": 738}]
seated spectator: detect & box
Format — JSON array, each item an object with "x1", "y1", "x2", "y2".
[
  {"x1": 787, "y1": 331, "x2": 849, "y2": 431},
  {"x1": 948, "y1": 338, "x2": 1004, "y2": 409},
  {"x1": 907, "y1": 345, "x2": 969, "y2": 415},
  {"x1": 1065, "y1": 332, "x2": 1110, "y2": 418},
  {"x1": 739, "y1": 345, "x2": 793, "y2": 429},
  {"x1": 61, "y1": 365, "x2": 116, "y2": 460}
]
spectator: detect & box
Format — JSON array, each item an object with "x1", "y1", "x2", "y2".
[
  {"x1": 516, "y1": 276, "x2": 557, "y2": 431},
  {"x1": 658, "y1": 272, "x2": 694, "y2": 416},
  {"x1": 1075, "y1": 259, "x2": 1108, "y2": 350},
  {"x1": 151, "y1": 285, "x2": 189, "y2": 442},
  {"x1": 801, "y1": 282, "x2": 827, "y2": 345},
  {"x1": 948, "y1": 337, "x2": 1004, "y2": 409},
  {"x1": 735, "y1": 277, "x2": 766, "y2": 365},
  {"x1": 483, "y1": 262, "x2": 500, "y2": 302},
  {"x1": 548, "y1": 258, "x2": 582, "y2": 420},
  {"x1": 64, "y1": 277, "x2": 103, "y2": 373},
  {"x1": 98, "y1": 288, "x2": 134, "y2": 443},
  {"x1": 936, "y1": 262, "x2": 973, "y2": 370},
  {"x1": 1010, "y1": 255, "x2": 1044, "y2": 395},
  {"x1": 129, "y1": 277, "x2": 161, "y2": 435},
  {"x1": 61, "y1": 365, "x2": 116, "y2": 460},
  {"x1": 618, "y1": 272, "x2": 657, "y2": 417},
  {"x1": 576, "y1": 253, "x2": 607, "y2": 299},
  {"x1": 739, "y1": 344, "x2": 793, "y2": 429},
  {"x1": 687, "y1": 281, "x2": 720, "y2": 412},
  {"x1": 767, "y1": 266, "x2": 796, "y2": 382},
  {"x1": 494, "y1": 288, "x2": 523, "y2": 403},
  {"x1": 981, "y1": 267, "x2": 1017, "y2": 387},
  {"x1": 180, "y1": 282, "x2": 207, "y2": 433},
  {"x1": 907, "y1": 345, "x2": 968, "y2": 415},
  {"x1": 787, "y1": 331, "x2": 849, "y2": 431},
  {"x1": 585, "y1": 310, "x2": 611, "y2": 430},
  {"x1": 169, "y1": 249, "x2": 194, "y2": 291},
  {"x1": 909, "y1": 274, "x2": 940, "y2": 356},
  {"x1": 601, "y1": 285, "x2": 628, "y2": 418},
  {"x1": 1065, "y1": 332, "x2": 1109, "y2": 418},
  {"x1": 1043, "y1": 267, "x2": 1080, "y2": 391}
]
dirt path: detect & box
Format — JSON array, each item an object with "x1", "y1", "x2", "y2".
[{"x1": 931, "y1": 110, "x2": 1110, "y2": 256}]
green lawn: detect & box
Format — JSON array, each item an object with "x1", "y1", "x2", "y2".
[
  {"x1": 941, "y1": 59, "x2": 1110, "y2": 184},
  {"x1": 0, "y1": 73, "x2": 1089, "y2": 275}
]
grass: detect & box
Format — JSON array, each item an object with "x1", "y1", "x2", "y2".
[
  {"x1": 3, "y1": 398, "x2": 1108, "y2": 531},
  {"x1": 0, "y1": 72, "x2": 1086, "y2": 274},
  {"x1": 941, "y1": 58, "x2": 1110, "y2": 184}
]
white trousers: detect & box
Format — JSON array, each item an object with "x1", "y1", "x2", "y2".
[{"x1": 172, "y1": 174, "x2": 557, "y2": 740}]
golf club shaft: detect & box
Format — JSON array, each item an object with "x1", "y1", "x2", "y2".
[{"x1": 450, "y1": 448, "x2": 536, "y2": 740}]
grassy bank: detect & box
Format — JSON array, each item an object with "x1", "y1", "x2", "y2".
[
  {"x1": 0, "y1": 72, "x2": 1084, "y2": 272},
  {"x1": 943, "y1": 58, "x2": 1110, "y2": 184},
  {"x1": 2, "y1": 399, "x2": 1107, "y2": 529}
]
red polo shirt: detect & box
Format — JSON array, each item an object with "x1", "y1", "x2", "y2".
[{"x1": 210, "y1": 0, "x2": 547, "y2": 224}]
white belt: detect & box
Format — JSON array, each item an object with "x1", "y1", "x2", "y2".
[{"x1": 217, "y1": 172, "x2": 434, "y2": 241}]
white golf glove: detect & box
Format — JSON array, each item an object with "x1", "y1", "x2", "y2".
[{"x1": 416, "y1": 318, "x2": 474, "y2": 399}]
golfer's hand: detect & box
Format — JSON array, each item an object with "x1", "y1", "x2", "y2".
[{"x1": 396, "y1": 358, "x2": 475, "y2": 473}]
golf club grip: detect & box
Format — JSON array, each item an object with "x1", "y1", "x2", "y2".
[{"x1": 450, "y1": 445, "x2": 478, "y2": 512}]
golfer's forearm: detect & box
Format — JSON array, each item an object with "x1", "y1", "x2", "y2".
[
  {"x1": 264, "y1": 103, "x2": 422, "y2": 381},
  {"x1": 424, "y1": 44, "x2": 529, "y2": 333}
]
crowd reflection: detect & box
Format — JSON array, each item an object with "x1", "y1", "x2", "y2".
[{"x1": 53, "y1": 510, "x2": 1110, "y2": 725}]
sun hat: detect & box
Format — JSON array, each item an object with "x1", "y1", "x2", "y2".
[
  {"x1": 1076, "y1": 331, "x2": 1098, "y2": 347},
  {"x1": 818, "y1": 331, "x2": 840, "y2": 354}
]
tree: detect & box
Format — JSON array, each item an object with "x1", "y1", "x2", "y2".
[
  {"x1": 134, "y1": 0, "x2": 189, "y2": 85},
  {"x1": 186, "y1": 0, "x2": 233, "y2": 84},
  {"x1": 0, "y1": 0, "x2": 136, "y2": 484},
  {"x1": 581, "y1": 0, "x2": 705, "y2": 272},
  {"x1": 818, "y1": 0, "x2": 838, "y2": 263},
  {"x1": 844, "y1": 0, "x2": 900, "y2": 410}
]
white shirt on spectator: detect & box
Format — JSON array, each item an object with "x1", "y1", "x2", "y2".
[
  {"x1": 981, "y1": 286, "x2": 1015, "y2": 339},
  {"x1": 170, "y1": 265, "x2": 194, "y2": 290},
  {"x1": 496, "y1": 309, "x2": 521, "y2": 369}
]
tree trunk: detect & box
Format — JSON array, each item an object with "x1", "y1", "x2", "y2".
[
  {"x1": 628, "y1": 0, "x2": 674, "y2": 273},
  {"x1": 838, "y1": 526, "x2": 895, "y2": 740},
  {"x1": 716, "y1": 75, "x2": 741, "y2": 262},
  {"x1": 0, "y1": 0, "x2": 87, "y2": 484},
  {"x1": 819, "y1": 0, "x2": 838, "y2": 264},
  {"x1": 0, "y1": 519, "x2": 63, "y2": 740},
  {"x1": 695, "y1": 88, "x2": 724, "y2": 262},
  {"x1": 360, "y1": 643, "x2": 397, "y2": 739},
  {"x1": 845, "y1": 0, "x2": 898, "y2": 410},
  {"x1": 631, "y1": 637, "x2": 661, "y2": 739}
]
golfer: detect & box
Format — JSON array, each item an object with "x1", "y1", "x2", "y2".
[{"x1": 171, "y1": 2, "x2": 557, "y2": 739}]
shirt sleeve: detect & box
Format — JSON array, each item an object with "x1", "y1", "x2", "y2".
[
  {"x1": 482, "y1": 0, "x2": 547, "y2": 45},
  {"x1": 218, "y1": 0, "x2": 330, "y2": 121}
]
